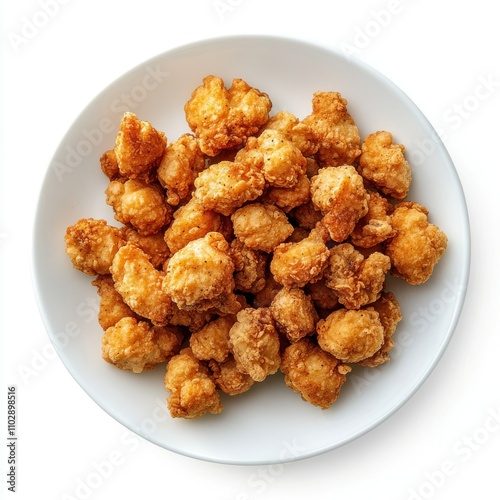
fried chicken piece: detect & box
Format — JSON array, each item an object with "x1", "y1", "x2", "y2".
[
  {"x1": 156, "y1": 133, "x2": 205, "y2": 206},
  {"x1": 99, "y1": 149, "x2": 119, "y2": 180},
  {"x1": 235, "y1": 129, "x2": 307, "y2": 188},
  {"x1": 252, "y1": 274, "x2": 282, "y2": 308},
  {"x1": 168, "y1": 304, "x2": 214, "y2": 333},
  {"x1": 350, "y1": 191, "x2": 395, "y2": 248},
  {"x1": 164, "y1": 348, "x2": 223, "y2": 419},
  {"x1": 358, "y1": 291, "x2": 402, "y2": 367},
  {"x1": 270, "y1": 287, "x2": 319, "y2": 342},
  {"x1": 190, "y1": 315, "x2": 236, "y2": 363},
  {"x1": 310, "y1": 165, "x2": 369, "y2": 242},
  {"x1": 184, "y1": 75, "x2": 272, "y2": 156},
  {"x1": 102, "y1": 317, "x2": 183, "y2": 373},
  {"x1": 324, "y1": 243, "x2": 391, "y2": 309},
  {"x1": 281, "y1": 338, "x2": 351, "y2": 409},
  {"x1": 231, "y1": 203, "x2": 294, "y2": 253},
  {"x1": 163, "y1": 197, "x2": 229, "y2": 254},
  {"x1": 229, "y1": 239, "x2": 267, "y2": 294},
  {"x1": 317, "y1": 307, "x2": 384, "y2": 363},
  {"x1": 208, "y1": 356, "x2": 255, "y2": 396},
  {"x1": 261, "y1": 174, "x2": 311, "y2": 213},
  {"x1": 110, "y1": 243, "x2": 172, "y2": 325},
  {"x1": 301, "y1": 91, "x2": 361, "y2": 167},
  {"x1": 270, "y1": 224, "x2": 330, "y2": 288},
  {"x1": 114, "y1": 112, "x2": 166, "y2": 181},
  {"x1": 193, "y1": 160, "x2": 265, "y2": 216},
  {"x1": 289, "y1": 200, "x2": 323, "y2": 230},
  {"x1": 228, "y1": 307, "x2": 281, "y2": 382},
  {"x1": 385, "y1": 202, "x2": 448, "y2": 285},
  {"x1": 65, "y1": 218, "x2": 126, "y2": 275},
  {"x1": 305, "y1": 278, "x2": 339, "y2": 311},
  {"x1": 123, "y1": 226, "x2": 170, "y2": 268},
  {"x1": 92, "y1": 275, "x2": 138, "y2": 330},
  {"x1": 163, "y1": 232, "x2": 240, "y2": 313},
  {"x1": 358, "y1": 131, "x2": 412, "y2": 200},
  {"x1": 105, "y1": 179, "x2": 172, "y2": 236}
]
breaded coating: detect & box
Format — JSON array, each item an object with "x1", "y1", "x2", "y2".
[
  {"x1": 208, "y1": 356, "x2": 255, "y2": 396},
  {"x1": 261, "y1": 174, "x2": 311, "y2": 213},
  {"x1": 65, "y1": 218, "x2": 126, "y2": 275},
  {"x1": 358, "y1": 291, "x2": 402, "y2": 367},
  {"x1": 358, "y1": 131, "x2": 412, "y2": 200},
  {"x1": 231, "y1": 203, "x2": 294, "y2": 253},
  {"x1": 317, "y1": 307, "x2": 384, "y2": 363},
  {"x1": 235, "y1": 129, "x2": 307, "y2": 188},
  {"x1": 123, "y1": 226, "x2": 170, "y2": 268},
  {"x1": 164, "y1": 348, "x2": 223, "y2": 419},
  {"x1": 184, "y1": 75, "x2": 272, "y2": 156},
  {"x1": 168, "y1": 304, "x2": 214, "y2": 333},
  {"x1": 228, "y1": 307, "x2": 281, "y2": 382},
  {"x1": 325, "y1": 243, "x2": 391, "y2": 309},
  {"x1": 301, "y1": 91, "x2": 361, "y2": 167},
  {"x1": 310, "y1": 165, "x2": 369, "y2": 242},
  {"x1": 114, "y1": 112, "x2": 166, "y2": 180},
  {"x1": 102, "y1": 317, "x2": 183, "y2": 373},
  {"x1": 385, "y1": 202, "x2": 448, "y2": 285},
  {"x1": 229, "y1": 239, "x2": 267, "y2": 294},
  {"x1": 110, "y1": 243, "x2": 172, "y2": 326},
  {"x1": 190, "y1": 315, "x2": 236, "y2": 362},
  {"x1": 270, "y1": 224, "x2": 330, "y2": 288},
  {"x1": 164, "y1": 197, "x2": 228, "y2": 254},
  {"x1": 281, "y1": 338, "x2": 351, "y2": 409},
  {"x1": 193, "y1": 160, "x2": 265, "y2": 216},
  {"x1": 99, "y1": 149, "x2": 119, "y2": 180},
  {"x1": 252, "y1": 274, "x2": 283, "y2": 308},
  {"x1": 105, "y1": 179, "x2": 172, "y2": 236},
  {"x1": 163, "y1": 232, "x2": 240, "y2": 313},
  {"x1": 157, "y1": 133, "x2": 205, "y2": 206},
  {"x1": 350, "y1": 191, "x2": 395, "y2": 248},
  {"x1": 270, "y1": 287, "x2": 319, "y2": 342},
  {"x1": 305, "y1": 278, "x2": 339, "y2": 311},
  {"x1": 290, "y1": 200, "x2": 323, "y2": 230},
  {"x1": 92, "y1": 275, "x2": 137, "y2": 330}
]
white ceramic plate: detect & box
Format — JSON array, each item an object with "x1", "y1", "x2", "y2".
[{"x1": 32, "y1": 35, "x2": 470, "y2": 465}]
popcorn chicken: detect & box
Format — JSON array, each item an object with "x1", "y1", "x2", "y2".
[
  {"x1": 105, "y1": 179, "x2": 172, "y2": 236},
  {"x1": 385, "y1": 202, "x2": 448, "y2": 285},
  {"x1": 261, "y1": 174, "x2": 311, "y2": 213},
  {"x1": 229, "y1": 239, "x2": 267, "y2": 294},
  {"x1": 123, "y1": 226, "x2": 170, "y2": 269},
  {"x1": 358, "y1": 131, "x2": 412, "y2": 200},
  {"x1": 185, "y1": 75, "x2": 272, "y2": 156},
  {"x1": 99, "y1": 149, "x2": 119, "y2": 180},
  {"x1": 102, "y1": 317, "x2": 183, "y2": 373},
  {"x1": 164, "y1": 348, "x2": 223, "y2": 419},
  {"x1": 281, "y1": 338, "x2": 351, "y2": 409},
  {"x1": 110, "y1": 243, "x2": 172, "y2": 326},
  {"x1": 65, "y1": 218, "x2": 126, "y2": 275},
  {"x1": 208, "y1": 357, "x2": 255, "y2": 396},
  {"x1": 190, "y1": 315, "x2": 235, "y2": 363}
]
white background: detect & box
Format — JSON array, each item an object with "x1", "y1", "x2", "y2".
[{"x1": 1, "y1": 1, "x2": 499, "y2": 499}]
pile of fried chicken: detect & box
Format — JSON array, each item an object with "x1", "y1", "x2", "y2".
[{"x1": 65, "y1": 75, "x2": 447, "y2": 418}]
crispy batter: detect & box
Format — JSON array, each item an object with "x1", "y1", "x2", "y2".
[
  {"x1": 168, "y1": 304, "x2": 214, "y2": 333},
  {"x1": 261, "y1": 174, "x2": 311, "y2": 213},
  {"x1": 65, "y1": 218, "x2": 126, "y2": 275},
  {"x1": 289, "y1": 200, "x2": 323, "y2": 230},
  {"x1": 301, "y1": 91, "x2": 361, "y2": 167},
  {"x1": 99, "y1": 149, "x2": 119, "y2": 180},
  {"x1": 317, "y1": 307, "x2": 384, "y2": 363},
  {"x1": 228, "y1": 307, "x2": 281, "y2": 382},
  {"x1": 281, "y1": 338, "x2": 351, "y2": 409},
  {"x1": 110, "y1": 243, "x2": 172, "y2": 326},
  {"x1": 163, "y1": 232, "x2": 240, "y2": 313},
  {"x1": 193, "y1": 160, "x2": 265, "y2": 216},
  {"x1": 270, "y1": 287, "x2": 319, "y2": 342},
  {"x1": 358, "y1": 131, "x2": 412, "y2": 200},
  {"x1": 102, "y1": 317, "x2": 183, "y2": 373},
  {"x1": 270, "y1": 224, "x2": 330, "y2": 288},
  {"x1": 157, "y1": 133, "x2": 205, "y2": 206},
  {"x1": 105, "y1": 179, "x2": 172, "y2": 236},
  {"x1": 164, "y1": 348, "x2": 222, "y2": 419},
  {"x1": 184, "y1": 75, "x2": 272, "y2": 156},
  {"x1": 229, "y1": 239, "x2": 267, "y2": 294},
  {"x1": 305, "y1": 278, "x2": 339, "y2": 311},
  {"x1": 231, "y1": 203, "x2": 294, "y2": 253},
  {"x1": 208, "y1": 356, "x2": 255, "y2": 396},
  {"x1": 385, "y1": 202, "x2": 448, "y2": 285},
  {"x1": 114, "y1": 112, "x2": 166, "y2": 180},
  {"x1": 252, "y1": 274, "x2": 283, "y2": 308},
  {"x1": 190, "y1": 315, "x2": 236, "y2": 363},
  {"x1": 310, "y1": 165, "x2": 369, "y2": 242},
  {"x1": 123, "y1": 226, "x2": 170, "y2": 268},
  {"x1": 325, "y1": 243, "x2": 391, "y2": 309},
  {"x1": 92, "y1": 275, "x2": 137, "y2": 330}
]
